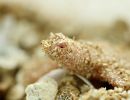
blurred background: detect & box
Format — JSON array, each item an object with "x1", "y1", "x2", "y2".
[{"x1": 0, "y1": 0, "x2": 130, "y2": 100}]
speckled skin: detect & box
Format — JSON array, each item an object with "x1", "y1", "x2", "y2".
[
  {"x1": 55, "y1": 84, "x2": 80, "y2": 100},
  {"x1": 79, "y1": 87, "x2": 130, "y2": 100},
  {"x1": 42, "y1": 33, "x2": 130, "y2": 90}
]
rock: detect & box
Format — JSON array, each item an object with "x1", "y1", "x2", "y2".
[
  {"x1": 6, "y1": 84, "x2": 25, "y2": 100},
  {"x1": 25, "y1": 77, "x2": 58, "y2": 100},
  {"x1": 16, "y1": 57, "x2": 57, "y2": 86}
]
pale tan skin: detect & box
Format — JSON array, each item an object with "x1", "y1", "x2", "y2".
[{"x1": 42, "y1": 33, "x2": 130, "y2": 90}]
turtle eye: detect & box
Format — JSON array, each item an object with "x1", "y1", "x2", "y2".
[{"x1": 57, "y1": 42, "x2": 67, "y2": 48}]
